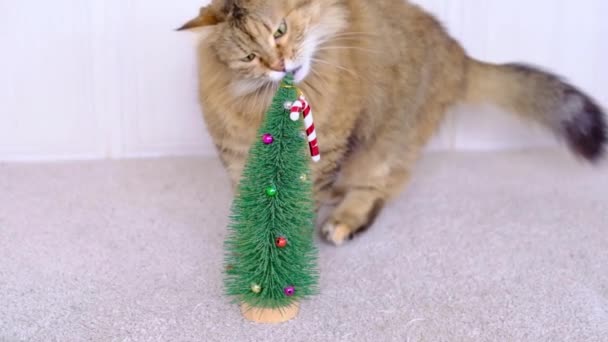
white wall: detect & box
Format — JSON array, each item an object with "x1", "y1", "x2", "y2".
[{"x1": 0, "y1": 0, "x2": 606, "y2": 161}]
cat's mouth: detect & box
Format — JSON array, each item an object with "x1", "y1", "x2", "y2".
[
  {"x1": 268, "y1": 65, "x2": 306, "y2": 84},
  {"x1": 280, "y1": 58, "x2": 310, "y2": 84},
  {"x1": 291, "y1": 66, "x2": 305, "y2": 83},
  {"x1": 291, "y1": 63, "x2": 310, "y2": 83}
]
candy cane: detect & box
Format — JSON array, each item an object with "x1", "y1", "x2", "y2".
[{"x1": 290, "y1": 95, "x2": 320, "y2": 162}]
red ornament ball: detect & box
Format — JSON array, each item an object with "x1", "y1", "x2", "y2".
[{"x1": 275, "y1": 237, "x2": 288, "y2": 248}]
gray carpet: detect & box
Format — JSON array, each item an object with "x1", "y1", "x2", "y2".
[{"x1": 1, "y1": 150, "x2": 607, "y2": 342}]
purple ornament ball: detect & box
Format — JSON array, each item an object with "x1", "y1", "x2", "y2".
[
  {"x1": 262, "y1": 133, "x2": 274, "y2": 145},
  {"x1": 284, "y1": 286, "x2": 296, "y2": 297}
]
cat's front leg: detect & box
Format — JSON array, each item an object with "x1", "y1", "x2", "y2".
[
  {"x1": 320, "y1": 141, "x2": 418, "y2": 246},
  {"x1": 310, "y1": 143, "x2": 350, "y2": 211}
]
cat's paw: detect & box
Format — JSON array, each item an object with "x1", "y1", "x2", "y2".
[{"x1": 321, "y1": 221, "x2": 354, "y2": 246}]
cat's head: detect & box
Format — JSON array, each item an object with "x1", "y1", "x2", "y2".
[{"x1": 179, "y1": 0, "x2": 347, "y2": 94}]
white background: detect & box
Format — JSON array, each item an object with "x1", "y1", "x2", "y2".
[{"x1": 0, "y1": 0, "x2": 606, "y2": 161}]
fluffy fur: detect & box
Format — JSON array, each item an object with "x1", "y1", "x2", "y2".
[{"x1": 179, "y1": 0, "x2": 606, "y2": 245}]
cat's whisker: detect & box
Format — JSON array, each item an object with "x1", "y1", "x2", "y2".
[
  {"x1": 264, "y1": 82, "x2": 277, "y2": 103},
  {"x1": 309, "y1": 68, "x2": 327, "y2": 88},
  {"x1": 324, "y1": 37, "x2": 369, "y2": 43},
  {"x1": 303, "y1": 80, "x2": 323, "y2": 98},
  {"x1": 311, "y1": 58, "x2": 357, "y2": 77},
  {"x1": 252, "y1": 80, "x2": 271, "y2": 111},
  {"x1": 311, "y1": 57, "x2": 359, "y2": 78},
  {"x1": 249, "y1": 89, "x2": 262, "y2": 111},
  {"x1": 304, "y1": 66, "x2": 330, "y2": 93},
  {"x1": 317, "y1": 46, "x2": 381, "y2": 54},
  {"x1": 332, "y1": 31, "x2": 378, "y2": 37},
  {"x1": 316, "y1": 36, "x2": 369, "y2": 47},
  {"x1": 316, "y1": 32, "x2": 373, "y2": 42},
  {"x1": 306, "y1": 68, "x2": 331, "y2": 96},
  {"x1": 310, "y1": 66, "x2": 332, "y2": 89},
  {"x1": 328, "y1": 34, "x2": 377, "y2": 42}
]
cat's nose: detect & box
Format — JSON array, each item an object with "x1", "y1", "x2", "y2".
[{"x1": 269, "y1": 60, "x2": 286, "y2": 72}]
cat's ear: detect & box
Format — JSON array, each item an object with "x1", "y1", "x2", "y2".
[{"x1": 177, "y1": 5, "x2": 225, "y2": 31}]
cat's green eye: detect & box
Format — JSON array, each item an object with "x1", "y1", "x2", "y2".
[
  {"x1": 242, "y1": 53, "x2": 256, "y2": 62},
  {"x1": 274, "y1": 20, "x2": 287, "y2": 39}
]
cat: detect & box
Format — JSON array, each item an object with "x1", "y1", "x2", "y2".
[{"x1": 179, "y1": 0, "x2": 606, "y2": 246}]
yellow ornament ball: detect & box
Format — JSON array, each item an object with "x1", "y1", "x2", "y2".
[{"x1": 251, "y1": 284, "x2": 262, "y2": 294}]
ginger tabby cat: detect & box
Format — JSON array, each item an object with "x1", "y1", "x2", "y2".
[{"x1": 179, "y1": 0, "x2": 606, "y2": 245}]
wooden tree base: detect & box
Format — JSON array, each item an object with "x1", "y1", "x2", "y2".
[{"x1": 240, "y1": 303, "x2": 300, "y2": 324}]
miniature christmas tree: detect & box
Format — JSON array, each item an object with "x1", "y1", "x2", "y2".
[{"x1": 224, "y1": 74, "x2": 319, "y2": 323}]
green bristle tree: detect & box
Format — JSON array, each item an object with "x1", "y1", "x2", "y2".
[{"x1": 224, "y1": 74, "x2": 318, "y2": 323}]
